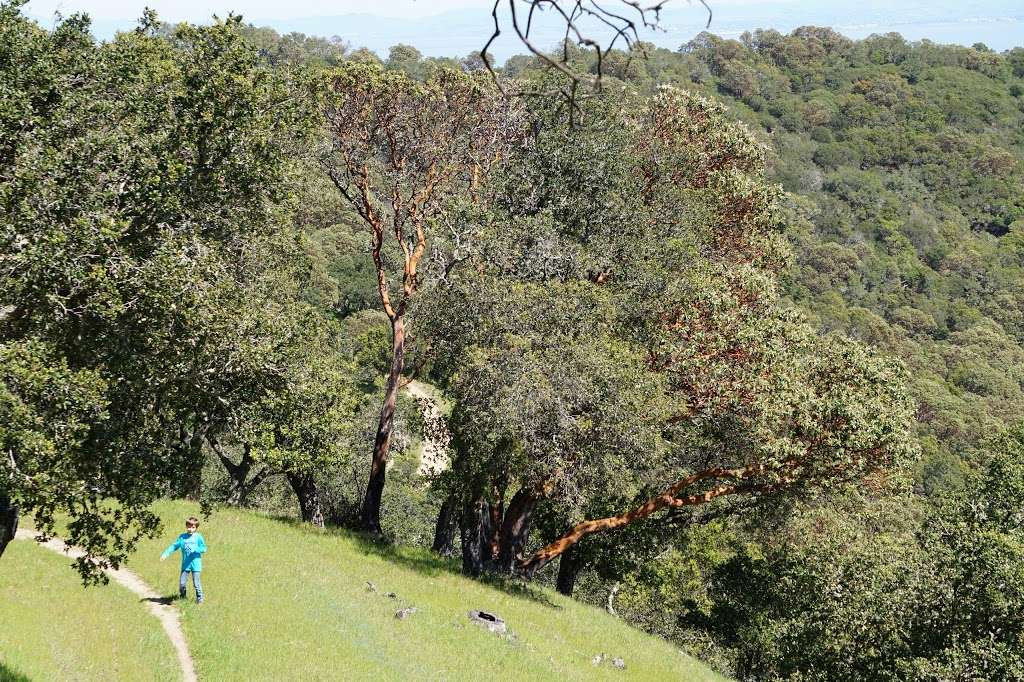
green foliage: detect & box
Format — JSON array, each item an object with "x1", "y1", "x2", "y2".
[
  {"x1": 226, "y1": 324, "x2": 360, "y2": 482},
  {"x1": 491, "y1": 29, "x2": 1023, "y2": 678},
  {"x1": 0, "y1": 341, "x2": 115, "y2": 568},
  {"x1": 4, "y1": 11, "x2": 1021, "y2": 680},
  {"x1": 674, "y1": 425, "x2": 1024, "y2": 680},
  {"x1": 0, "y1": 5, "x2": 313, "y2": 578},
  {"x1": 238, "y1": 24, "x2": 349, "y2": 67},
  {"x1": 419, "y1": 77, "x2": 915, "y2": 580},
  {"x1": 650, "y1": 29, "x2": 1024, "y2": 476}
]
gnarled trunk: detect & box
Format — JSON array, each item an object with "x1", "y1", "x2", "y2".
[
  {"x1": 0, "y1": 493, "x2": 18, "y2": 561},
  {"x1": 460, "y1": 498, "x2": 491, "y2": 577},
  {"x1": 496, "y1": 486, "x2": 541, "y2": 573},
  {"x1": 360, "y1": 314, "x2": 405, "y2": 534},
  {"x1": 287, "y1": 472, "x2": 325, "y2": 528},
  {"x1": 432, "y1": 495, "x2": 459, "y2": 557},
  {"x1": 555, "y1": 544, "x2": 581, "y2": 596},
  {"x1": 211, "y1": 441, "x2": 272, "y2": 506}
]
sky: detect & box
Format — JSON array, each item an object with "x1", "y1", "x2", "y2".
[
  {"x1": 24, "y1": 0, "x2": 486, "y2": 20},
  {"x1": 22, "y1": 0, "x2": 781, "y2": 21},
  {"x1": 23, "y1": 0, "x2": 1024, "y2": 57}
]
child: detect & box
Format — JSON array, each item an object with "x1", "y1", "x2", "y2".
[{"x1": 160, "y1": 516, "x2": 207, "y2": 604}]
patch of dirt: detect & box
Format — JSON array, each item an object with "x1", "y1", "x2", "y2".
[{"x1": 405, "y1": 379, "x2": 452, "y2": 476}]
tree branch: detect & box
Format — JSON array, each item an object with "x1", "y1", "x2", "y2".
[{"x1": 519, "y1": 463, "x2": 786, "y2": 575}]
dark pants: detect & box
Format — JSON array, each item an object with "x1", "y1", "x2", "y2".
[{"x1": 179, "y1": 570, "x2": 203, "y2": 602}]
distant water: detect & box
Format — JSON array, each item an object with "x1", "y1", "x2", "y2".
[
  {"x1": 658, "y1": 7, "x2": 1024, "y2": 53},
  {"x1": 835, "y1": 20, "x2": 1023, "y2": 51}
]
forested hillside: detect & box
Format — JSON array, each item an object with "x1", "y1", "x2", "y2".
[
  {"x1": 501, "y1": 29, "x2": 1024, "y2": 679},
  {"x1": 3, "y1": 5, "x2": 1023, "y2": 680},
  {"x1": 676, "y1": 31, "x2": 1024, "y2": 492},
  {"x1": 504, "y1": 28, "x2": 1024, "y2": 490}
]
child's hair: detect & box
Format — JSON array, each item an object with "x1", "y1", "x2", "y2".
[{"x1": 185, "y1": 516, "x2": 200, "y2": 528}]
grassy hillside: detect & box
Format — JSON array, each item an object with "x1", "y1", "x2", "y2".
[
  {"x1": 0, "y1": 538, "x2": 179, "y2": 682},
  {"x1": 127, "y1": 500, "x2": 723, "y2": 681}
]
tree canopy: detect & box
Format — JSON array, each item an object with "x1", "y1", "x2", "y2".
[
  {"x1": 0, "y1": 6, "x2": 317, "y2": 579},
  {"x1": 3, "y1": 7, "x2": 1023, "y2": 678}
]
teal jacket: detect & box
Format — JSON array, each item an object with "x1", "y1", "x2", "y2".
[{"x1": 161, "y1": 532, "x2": 207, "y2": 572}]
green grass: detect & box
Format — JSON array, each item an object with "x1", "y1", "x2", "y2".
[
  {"x1": 0, "y1": 537, "x2": 179, "y2": 681},
  {"x1": 128, "y1": 500, "x2": 725, "y2": 681}
]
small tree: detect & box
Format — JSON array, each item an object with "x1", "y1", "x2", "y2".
[
  {"x1": 318, "y1": 62, "x2": 522, "y2": 533},
  {"x1": 244, "y1": 355, "x2": 359, "y2": 528}
]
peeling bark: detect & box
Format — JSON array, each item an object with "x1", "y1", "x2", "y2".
[
  {"x1": 520, "y1": 465, "x2": 782, "y2": 575},
  {"x1": 361, "y1": 314, "x2": 405, "y2": 534}
]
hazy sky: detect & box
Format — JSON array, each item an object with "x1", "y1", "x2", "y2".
[
  {"x1": 24, "y1": 0, "x2": 777, "y2": 21},
  {"x1": 22, "y1": 0, "x2": 1024, "y2": 55}
]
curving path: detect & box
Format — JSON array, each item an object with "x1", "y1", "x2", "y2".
[
  {"x1": 14, "y1": 528, "x2": 197, "y2": 682},
  {"x1": 406, "y1": 379, "x2": 451, "y2": 477}
]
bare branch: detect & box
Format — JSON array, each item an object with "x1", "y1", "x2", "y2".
[{"x1": 481, "y1": 1, "x2": 714, "y2": 114}]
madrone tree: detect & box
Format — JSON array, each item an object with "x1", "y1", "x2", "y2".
[
  {"x1": 318, "y1": 62, "x2": 523, "y2": 533},
  {"x1": 517, "y1": 87, "x2": 917, "y2": 575},
  {"x1": 421, "y1": 85, "x2": 916, "y2": 577}
]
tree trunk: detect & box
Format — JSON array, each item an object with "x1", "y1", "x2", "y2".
[
  {"x1": 212, "y1": 441, "x2": 271, "y2": 506},
  {"x1": 0, "y1": 493, "x2": 18, "y2": 561},
  {"x1": 176, "y1": 421, "x2": 208, "y2": 499},
  {"x1": 555, "y1": 544, "x2": 581, "y2": 596},
  {"x1": 287, "y1": 473, "x2": 325, "y2": 528},
  {"x1": 460, "y1": 498, "x2": 490, "y2": 577},
  {"x1": 360, "y1": 314, "x2": 405, "y2": 534},
  {"x1": 488, "y1": 486, "x2": 504, "y2": 562},
  {"x1": 606, "y1": 583, "x2": 620, "y2": 615},
  {"x1": 432, "y1": 496, "x2": 459, "y2": 557},
  {"x1": 496, "y1": 487, "x2": 541, "y2": 573},
  {"x1": 230, "y1": 467, "x2": 272, "y2": 507}
]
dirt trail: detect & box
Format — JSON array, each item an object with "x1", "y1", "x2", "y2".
[
  {"x1": 405, "y1": 379, "x2": 451, "y2": 476},
  {"x1": 14, "y1": 528, "x2": 198, "y2": 682}
]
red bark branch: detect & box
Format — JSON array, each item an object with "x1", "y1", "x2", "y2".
[{"x1": 519, "y1": 464, "x2": 787, "y2": 575}]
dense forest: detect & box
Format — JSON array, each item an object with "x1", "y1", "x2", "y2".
[{"x1": 2, "y1": 2, "x2": 1023, "y2": 679}]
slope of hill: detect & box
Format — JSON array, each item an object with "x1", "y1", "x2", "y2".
[
  {"x1": 119, "y1": 500, "x2": 723, "y2": 681},
  {"x1": 0, "y1": 538, "x2": 180, "y2": 681}
]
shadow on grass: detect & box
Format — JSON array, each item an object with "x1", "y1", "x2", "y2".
[
  {"x1": 0, "y1": 662, "x2": 32, "y2": 682},
  {"x1": 264, "y1": 514, "x2": 560, "y2": 608}
]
